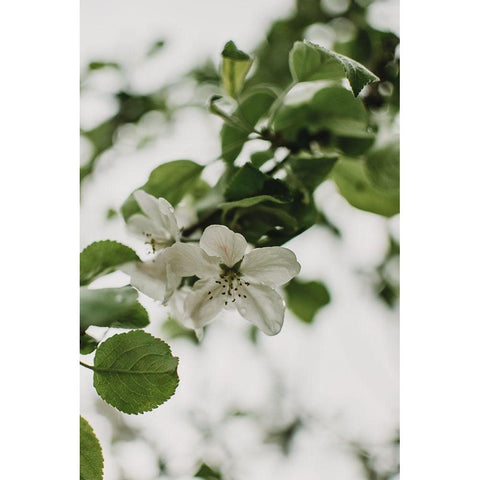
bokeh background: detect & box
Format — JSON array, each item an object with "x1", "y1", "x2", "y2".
[{"x1": 80, "y1": 1, "x2": 399, "y2": 478}]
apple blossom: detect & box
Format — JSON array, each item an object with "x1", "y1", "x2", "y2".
[{"x1": 165, "y1": 225, "x2": 301, "y2": 335}]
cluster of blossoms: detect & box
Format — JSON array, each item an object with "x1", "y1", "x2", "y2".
[{"x1": 123, "y1": 190, "x2": 301, "y2": 336}]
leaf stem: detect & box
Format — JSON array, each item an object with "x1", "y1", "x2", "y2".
[{"x1": 266, "y1": 81, "x2": 297, "y2": 129}]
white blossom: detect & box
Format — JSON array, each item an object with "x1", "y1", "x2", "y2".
[
  {"x1": 126, "y1": 190, "x2": 180, "y2": 253},
  {"x1": 165, "y1": 225, "x2": 301, "y2": 335}
]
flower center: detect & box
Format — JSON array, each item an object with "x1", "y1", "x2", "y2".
[{"x1": 207, "y1": 270, "x2": 250, "y2": 306}]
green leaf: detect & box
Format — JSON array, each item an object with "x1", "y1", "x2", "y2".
[
  {"x1": 364, "y1": 141, "x2": 400, "y2": 191},
  {"x1": 273, "y1": 86, "x2": 374, "y2": 155},
  {"x1": 250, "y1": 149, "x2": 273, "y2": 168},
  {"x1": 289, "y1": 41, "x2": 379, "y2": 96},
  {"x1": 194, "y1": 463, "x2": 222, "y2": 479},
  {"x1": 332, "y1": 158, "x2": 399, "y2": 217},
  {"x1": 285, "y1": 279, "x2": 330, "y2": 324},
  {"x1": 147, "y1": 39, "x2": 166, "y2": 57},
  {"x1": 80, "y1": 241, "x2": 139, "y2": 286},
  {"x1": 289, "y1": 154, "x2": 338, "y2": 192},
  {"x1": 80, "y1": 286, "x2": 149, "y2": 332},
  {"x1": 162, "y1": 317, "x2": 199, "y2": 344},
  {"x1": 221, "y1": 41, "x2": 253, "y2": 98},
  {"x1": 224, "y1": 163, "x2": 291, "y2": 201},
  {"x1": 121, "y1": 160, "x2": 204, "y2": 220},
  {"x1": 92, "y1": 330, "x2": 179, "y2": 414},
  {"x1": 219, "y1": 195, "x2": 287, "y2": 212},
  {"x1": 88, "y1": 61, "x2": 121, "y2": 72},
  {"x1": 221, "y1": 87, "x2": 277, "y2": 164},
  {"x1": 80, "y1": 416, "x2": 103, "y2": 480},
  {"x1": 80, "y1": 333, "x2": 98, "y2": 355}
]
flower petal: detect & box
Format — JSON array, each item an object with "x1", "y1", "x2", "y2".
[
  {"x1": 165, "y1": 242, "x2": 220, "y2": 278},
  {"x1": 236, "y1": 283, "x2": 285, "y2": 335},
  {"x1": 200, "y1": 225, "x2": 247, "y2": 267},
  {"x1": 241, "y1": 247, "x2": 301, "y2": 286},
  {"x1": 126, "y1": 213, "x2": 156, "y2": 238},
  {"x1": 121, "y1": 254, "x2": 179, "y2": 303},
  {"x1": 185, "y1": 278, "x2": 224, "y2": 328}
]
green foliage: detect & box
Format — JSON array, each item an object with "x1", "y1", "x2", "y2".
[
  {"x1": 273, "y1": 86, "x2": 374, "y2": 155},
  {"x1": 221, "y1": 86, "x2": 277, "y2": 164},
  {"x1": 80, "y1": 286, "x2": 149, "y2": 332},
  {"x1": 80, "y1": 333, "x2": 98, "y2": 355},
  {"x1": 194, "y1": 463, "x2": 223, "y2": 479},
  {"x1": 332, "y1": 158, "x2": 399, "y2": 217},
  {"x1": 250, "y1": 149, "x2": 273, "y2": 168},
  {"x1": 365, "y1": 140, "x2": 400, "y2": 191},
  {"x1": 80, "y1": 241, "x2": 139, "y2": 286},
  {"x1": 288, "y1": 154, "x2": 338, "y2": 192},
  {"x1": 285, "y1": 279, "x2": 330, "y2": 324},
  {"x1": 80, "y1": 416, "x2": 104, "y2": 480},
  {"x1": 92, "y1": 331, "x2": 179, "y2": 414},
  {"x1": 162, "y1": 317, "x2": 199, "y2": 344},
  {"x1": 121, "y1": 160, "x2": 204, "y2": 220},
  {"x1": 289, "y1": 41, "x2": 379, "y2": 96},
  {"x1": 221, "y1": 41, "x2": 253, "y2": 98}
]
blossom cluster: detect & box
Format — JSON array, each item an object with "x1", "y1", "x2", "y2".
[{"x1": 123, "y1": 190, "x2": 301, "y2": 336}]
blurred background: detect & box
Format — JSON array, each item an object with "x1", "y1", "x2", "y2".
[{"x1": 80, "y1": 0, "x2": 399, "y2": 479}]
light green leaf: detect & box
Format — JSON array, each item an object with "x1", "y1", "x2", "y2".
[
  {"x1": 92, "y1": 330, "x2": 179, "y2": 414},
  {"x1": 289, "y1": 41, "x2": 379, "y2": 96},
  {"x1": 332, "y1": 158, "x2": 399, "y2": 217},
  {"x1": 80, "y1": 416, "x2": 103, "y2": 480},
  {"x1": 221, "y1": 87, "x2": 277, "y2": 164},
  {"x1": 285, "y1": 279, "x2": 330, "y2": 324},
  {"x1": 80, "y1": 286, "x2": 149, "y2": 332},
  {"x1": 365, "y1": 140, "x2": 400, "y2": 191},
  {"x1": 221, "y1": 41, "x2": 253, "y2": 98},
  {"x1": 121, "y1": 160, "x2": 204, "y2": 220},
  {"x1": 80, "y1": 241, "x2": 139, "y2": 286},
  {"x1": 219, "y1": 195, "x2": 287, "y2": 212}
]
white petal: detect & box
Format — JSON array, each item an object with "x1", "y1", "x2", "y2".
[
  {"x1": 200, "y1": 225, "x2": 247, "y2": 267},
  {"x1": 185, "y1": 278, "x2": 224, "y2": 328},
  {"x1": 121, "y1": 255, "x2": 179, "y2": 302},
  {"x1": 241, "y1": 247, "x2": 301, "y2": 286},
  {"x1": 133, "y1": 191, "x2": 179, "y2": 241},
  {"x1": 165, "y1": 243, "x2": 220, "y2": 278},
  {"x1": 235, "y1": 283, "x2": 285, "y2": 335},
  {"x1": 126, "y1": 213, "x2": 155, "y2": 238}
]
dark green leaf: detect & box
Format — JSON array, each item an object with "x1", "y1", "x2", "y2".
[
  {"x1": 80, "y1": 333, "x2": 98, "y2": 355},
  {"x1": 88, "y1": 61, "x2": 121, "y2": 72},
  {"x1": 289, "y1": 154, "x2": 338, "y2": 191},
  {"x1": 121, "y1": 160, "x2": 204, "y2": 220},
  {"x1": 221, "y1": 87, "x2": 277, "y2": 164},
  {"x1": 194, "y1": 463, "x2": 222, "y2": 479},
  {"x1": 80, "y1": 416, "x2": 104, "y2": 480},
  {"x1": 221, "y1": 41, "x2": 253, "y2": 98},
  {"x1": 332, "y1": 158, "x2": 399, "y2": 217},
  {"x1": 80, "y1": 286, "x2": 149, "y2": 332},
  {"x1": 92, "y1": 330, "x2": 179, "y2": 414},
  {"x1": 365, "y1": 140, "x2": 400, "y2": 191},
  {"x1": 80, "y1": 241, "x2": 139, "y2": 286},
  {"x1": 219, "y1": 195, "x2": 287, "y2": 212},
  {"x1": 250, "y1": 150, "x2": 273, "y2": 168},
  {"x1": 285, "y1": 279, "x2": 330, "y2": 324},
  {"x1": 289, "y1": 41, "x2": 379, "y2": 96}
]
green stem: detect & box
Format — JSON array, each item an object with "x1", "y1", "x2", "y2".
[{"x1": 266, "y1": 81, "x2": 297, "y2": 129}]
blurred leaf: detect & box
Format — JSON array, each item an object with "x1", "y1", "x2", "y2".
[
  {"x1": 147, "y1": 39, "x2": 166, "y2": 57},
  {"x1": 80, "y1": 333, "x2": 98, "y2": 355},
  {"x1": 106, "y1": 208, "x2": 117, "y2": 220},
  {"x1": 121, "y1": 160, "x2": 204, "y2": 220},
  {"x1": 289, "y1": 41, "x2": 379, "y2": 96},
  {"x1": 80, "y1": 416, "x2": 103, "y2": 480},
  {"x1": 221, "y1": 87, "x2": 277, "y2": 163},
  {"x1": 285, "y1": 279, "x2": 330, "y2": 324},
  {"x1": 80, "y1": 241, "x2": 139, "y2": 286},
  {"x1": 194, "y1": 463, "x2": 222, "y2": 479},
  {"x1": 289, "y1": 153, "x2": 338, "y2": 191},
  {"x1": 80, "y1": 286, "x2": 149, "y2": 332},
  {"x1": 332, "y1": 158, "x2": 399, "y2": 217},
  {"x1": 365, "y1": 140, "x2": 400, "y2": 191},
  {"x1": 92, "y1": 331, "x2": 179, "y2": 414},
  {"x1": 221, "y1": 41, "x2": 253, "y2": 98},
  {"x1": 274, "y1": 86, "x2": 374, "y2": 154},
  {"x1": 88, "y1": 61, "x2": 121, "y2": 72},
  {"x1": 250, "y1": 149, "x2": 273, "y2": 168},
  {"x1": 162, "y1": 317, "x2": 199, "y2": 344}
]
